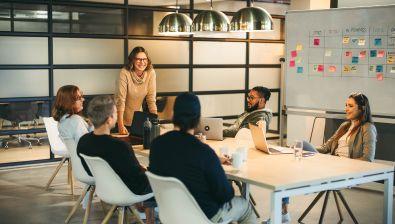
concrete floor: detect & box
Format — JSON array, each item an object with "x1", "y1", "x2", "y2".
[{"x1": 0, "y1": 161, "x2": 393, "y2": 224}]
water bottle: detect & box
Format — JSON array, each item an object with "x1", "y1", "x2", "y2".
[
  {"x1": 143, "y1": 118, "x2": 152, "y2": 149},
  {"x1": 151, "y1": 118, "x2": 160, "y2": 142}
]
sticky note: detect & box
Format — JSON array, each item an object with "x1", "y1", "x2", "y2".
[
  {"x1": 343, "y1": 36, "x2": 350, "y2": 44},
  {"x1": 325, "y1": 50, "x2": 332, "y2": 57},
  {"x1": 289, "y1": 60, "x2": 295, "y2": 67},
  {"x1": 376, "y1": 73, "x2": 383, "y2": 81},
  {"x1": 291, "y1": 50, "x2": 297, "y2": 58},
  {"x1": 376, "y1": 65, "x2": 383, "y2": 72},
  {"x1": 345, "y1": 51, "x2": 352, "y2": 57},
  {"x1": 343, "y1": 65, "x2": 351, "y2": 73},
  {"x1": 352, "y1": 56, "x2": 359, "y2": 64},
  {"x1": 313, "y1": 38, "x2": 320, "y2": 46},
  {"x1": 352, "y1": 38, "x2": 358, "y2": 44},
  {"x1": 390, "y1": 67, "x2": 395, "y2": 73},
  {"x1": 374, "y1": 38, "x2": 382, "y2": 46},
  {"x1": 297, "y1": 67, "x2": 303, "y2": 73},
  {"x1": 329, "y1": 65, "x2": 336, "y2": 72},
  {"x1": 369, "y1": 65, "x2": 375, "y2": 72},
  {"x1": 377, "y1": 50, "x2": 385, "y2": 58},
  {"x1": 370, "y1": 50, "x2": 377, "y2": 57},
  {"x1": 351, "y1": 66, "x2": 357, "y2": 72},
  {"x1": 388, "y1": 56, "x2": 395, "y2": 64},
  {"x1": 296, "y1": 57, "x2": 302, "y2": 63},
  {"x1": 313, "y1": 65, "x2": 318, "y2": 71},
  {"x1": 317, "y1": 65, "x2": 324, "y2": 72},
  {"x1": 296, "y1": 44, "x2": 303, "y2": 51},
  {"x1": 358, "y1": 38, "x2": 366, "y2": 46},
  {"x1": 359, "y1": 51, "x2": 366, "y2": 58}
]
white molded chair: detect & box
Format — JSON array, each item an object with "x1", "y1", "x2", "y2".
[
  {"x1": 80, "y1": 154, "x2": 154, "y2": 224},
  {"x1": 146, "y1": 171, "x2": 231, "y2": 224},
  {"x1": 43, "y1": 117, "x2": 73, "y2": 194},
  {"x1": 62, "y1": 138, "x2": 96, "y2": 224}
]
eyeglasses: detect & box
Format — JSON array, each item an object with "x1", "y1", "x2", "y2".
[
  {"x1": 246, "y1": 95, "x2": 261, "y2": 101},
  {"x1": 135, "y1": 57, "x2": 148, "y2": 63}
]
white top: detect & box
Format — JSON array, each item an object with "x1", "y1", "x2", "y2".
[
  {"x1": 58, "y1": 114, "x2": 92, "y2": 144},
  {"x1": 335, "y1": 122, "x2": 354, "y2": 158}
]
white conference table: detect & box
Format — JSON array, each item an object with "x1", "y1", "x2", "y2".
[{"x1": 133, "y1": 138, "x2": 394, "y2": 224}]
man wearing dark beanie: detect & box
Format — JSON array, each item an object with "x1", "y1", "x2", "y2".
[{"x1": 149, "y1": 93, "x2": 257, "y2": 224}]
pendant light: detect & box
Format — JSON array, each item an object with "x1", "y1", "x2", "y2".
[
  {"x1": 192, "y1": 0, "x2": 229, "y2": 32},
  {"x1": 230, "y1": 1, "x2": 273, "y2": 32},
  {"x1": 158, "y1": 0, "x2": 193, "y2": 36}
]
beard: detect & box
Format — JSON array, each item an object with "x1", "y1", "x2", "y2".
[{"x1": 246, "y1": 103, "x2": 259, "y2": 112}]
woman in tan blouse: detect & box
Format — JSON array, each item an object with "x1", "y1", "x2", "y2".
[{"x1": 116, "y1": 46, "x2": 157, "y2": 135}]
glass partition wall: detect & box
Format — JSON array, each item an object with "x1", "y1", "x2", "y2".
[{"x1": 0, "y1": 0, "x2": 287, "y2": 166}]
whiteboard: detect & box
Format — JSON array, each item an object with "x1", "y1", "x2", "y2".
[{"x1": 285, "y1": 5, "x2": 395, "y2": 116}]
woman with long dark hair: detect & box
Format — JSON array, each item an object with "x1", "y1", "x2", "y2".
[
  {"x1": 116, "y1": 46, "x2": 157, "y2": 135},
  {"x1": 317, "y1": 92, "x2": 377, "y2": 161}
]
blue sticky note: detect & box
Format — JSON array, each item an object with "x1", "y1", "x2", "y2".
[
  {"x1": 352, "y1": 56, "x2": 359, "y2": 64},
  {"x1": 374, "y1": 38, "x2": 382, "y2": 46},
  {"x1": 376, "y1": 65, "x2": 383, "y2": 72},
  {"x1": 370, "y1": 50, "x2": 377, "y2": 57},
  {"x1": 297, "y1": 67, "x2": 303, "y2": 73}
]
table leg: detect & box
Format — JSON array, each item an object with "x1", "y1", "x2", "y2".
[
  {"x1": 241, "y1": 182, "x2": 250, "y2": 201},
  {"x1": 383, "y1": 173, "x2": 394, "y2": 224},
  {"x1": 270, "y1": 192, "x2": 282, "y2": 224}
]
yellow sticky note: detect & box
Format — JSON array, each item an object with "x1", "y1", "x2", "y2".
[
  {"x1": 358, "y1": 38, "x2": 365, "y2": 46},
  {"x1": 343, "y1": 65, "x2": 351, "y2": 73},
  {"x1": 296, "y1": 44, "x2": 303, "y2": 51},
  {"x1": 343, "y1": 36, "x2": 350, "y2": 44},
  {"x1": 325, "y1": 49, "x2": 332, "y2": 57}
]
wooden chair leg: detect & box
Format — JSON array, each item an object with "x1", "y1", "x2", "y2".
[
  {"x1": 67, "y1": 159, "x2": 71, "y2": 184},
  {"x1": 130, "y1": 206, "x2": 144, "y2": 224},
  {"x1": 69, "y1": 162, "x2": 74, "y2": 196},
  {"x1": 101, "y1": 205, "x2": 117, "y2": 224},
  {"x1": 298, "y1": 191, "x2": 326, "y2": 223},
  {"x1": 118, "y1": 207, "x2": 125, "y2": 224},
  {"x1": 336, "y1": 191, "x2": 359, "y2": 224},
  {"x1": 124, "y1": 206, "x2": 129, "y2": 223},
  {"x1": 45, "y1": 157, "x2": 67, "y2": 190},
  {"x1": 83, "y1": 185, "x2": 95, "y2": 224},
  {"x1": 100, "y1": 200, "x2": 107, "y2": 213},
  {"x1": 318, "y1": 191, "x2": 331, "y2": 224},
  {"x1": 65, "y1": 185, "x2": 90, "y2": 224}
]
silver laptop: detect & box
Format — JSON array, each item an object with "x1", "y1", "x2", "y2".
[
  {"x1": 249, "y1": 123, "x2": 293, "y2": 154},
  {"x1": 195, "y1": 118, "x2": 224, "y2": 141}
]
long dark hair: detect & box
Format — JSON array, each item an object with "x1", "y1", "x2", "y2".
[
  {"x1": 124, "y1": 46, "x2": 153, "y2": 71},
  {"x1": 334, "y1": 92, "x2": 373, "y2": 141},
  {"x1": 52, "y1": 85, "x2": 82, "y2": 121}
]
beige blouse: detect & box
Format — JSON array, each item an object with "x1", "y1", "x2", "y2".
[{"x1": 116, "y1": 68, "x2": 157, "y2": 126}]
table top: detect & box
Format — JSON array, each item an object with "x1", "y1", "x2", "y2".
[{"x1": 133, "y1": 138, "x2": 394, "y2": 191}]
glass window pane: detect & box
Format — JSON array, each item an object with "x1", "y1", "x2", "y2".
[
  {"x1": 266, "y1": 92, "x2": 279, "y2": 113},
  {"x1": 198, "y1": 94, "x2": 244, "y2": 117},
  {"x1": 0, "y1": 70, "x2": 49, "y2": 98},
  {"x1": 0, "y1": 3, "x2": 11, "y2": 19},
  {"x1": 193, "y1": 68, "x2": 244, "y2": 91},
  {"x1": 156, "y1": 96, "x2": 176, "y2": 121},
  {"x1": 54, "y1": 69, "x2": 119, "y2": 95},
  {"x1": 128, "y1": 39, "x2": 189, "y2": 64},
  {"x1": 269, "y1": 116, "x2": 278, "y2": 131},
  {"x1": 13, "y1": 4, "x2": 48, "y2": 32},
  {"x1": 156, "y1": 69, "x2": 189, "y2": 92},
  {"x1": 129, "y1": 0, "x2": 190, "y2": 9},
  {"x1": 14, "y1": 21, "x2": 47, "y2": 32},
  {"x1": 194, "y1": 41, "x2": 245, "y2": 64},
  {"x1": 249, "y1": 43, "x2": 284, "y2": 64},
  {"x1": 194, "y1": 0, "x2": 245, "y2": 11},
  {"x1": 52, "y1": 5, "x2": 124, "y2": 35},
  {"x1": 0, "y1": 20, "x2": 10, "y2": 31},
  {"x1": 53, "y1": 38, "x2": 123, "y2": 64},
  {"x1": 128, "y1": 9, "x2": 154, "y2": 36},
  {"x1": 252, "y1": 2, "x2": 289, "y2": 15},
  {"x1": 0, "y1": 37, "x2": 48, "y2": 65},
  {"x1": 249, "y1": 68, "x2": 280, "y2": 89},
  {"x1": 250, "y1": 18, "x2": 282, "y2": 40}
]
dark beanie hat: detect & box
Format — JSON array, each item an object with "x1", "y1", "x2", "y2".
[{"x1": 173, "y1": 92, "x2": 201, "y2": 119}]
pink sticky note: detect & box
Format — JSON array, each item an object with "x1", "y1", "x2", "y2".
[
  {"x1": 318, "y1": 65, "x2": 324, "y2": 72},
  {"x1": 377, "y1": 73, "x2": 383, "y2": 81},
  {"x1": 329, "y1": 65, "x2": 336, "y2": 72},
  {"x1": 359, "y1": 51, "x2": 366, "y2": 58},
  {"x1": 378, "y1": 50, "x2": 385, "y2": 58},
  {"x1": 291, "y1": 50, "x2": 297, "y2": 58},
  {"x1": 314, "y1": 38, "x2": 320, "y2": 46},
  {"x1": 289, "y1": 60, "x2": 295, "y2": 67},
  {"x1": 345, "y1": 51, "x2": 352, "y2": 57}
]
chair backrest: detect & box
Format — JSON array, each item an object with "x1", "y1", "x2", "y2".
[
  {"x1": 62, "y1": 138, "x2": 94, "y2": 185},
  {"x1": 80, "y1": 154, "x2": 153, "y2": 206},
  {"x1": 42, "y1": 117, "x2": 68, "y2": 156},
  {"x1": 145, "y1": 171, "x2": 215, "y2": 224}
]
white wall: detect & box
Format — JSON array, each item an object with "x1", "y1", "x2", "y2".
[{"x1": 338, "y1": 0, "x2": 395, "y2": 7}]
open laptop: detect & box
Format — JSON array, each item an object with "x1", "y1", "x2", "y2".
[
  {"x1": 130, "y1": 111, "x2": 158, "y2": 137},
  {"x1": 249, "y1": 123, "x2": 294, "y2": 154},
  {"x1": 195, "y1": 118, "x2": 224, "y2": 141}
]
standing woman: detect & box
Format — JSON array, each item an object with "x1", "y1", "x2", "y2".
[
  {"x1": 52, "y1": 85, "x2": 92, "y2": 144},
  {"x1": 116, "y1": 46, "x2": 157, "y2": 135},
  {"x1": 317, "y1": 92, "x2": 377, "y2": 162}
]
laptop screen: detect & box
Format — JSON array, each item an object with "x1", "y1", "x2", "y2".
[{"x1": 130, "y1": 111, "x2": 158, "y2": 137}]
